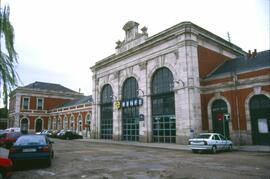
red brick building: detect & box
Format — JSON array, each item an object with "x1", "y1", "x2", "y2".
[
  {"x1": 8, "y1": 82, "x2": 92, "y2": 136},
  {"x1": 200, "y1": 50, "x2": 270, "y2": 145}
]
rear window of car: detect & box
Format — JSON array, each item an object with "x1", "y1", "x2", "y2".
[
  {"x1": 15, "y1": 135, "x2": 46, "y2": 145},
  {"x1": 196, "y1": 134, "x2": 211, "y2": 139}
]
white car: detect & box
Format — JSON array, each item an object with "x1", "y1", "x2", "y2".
[{"x1": 188, "y1": 133, "x2": 233, "y2": 153}]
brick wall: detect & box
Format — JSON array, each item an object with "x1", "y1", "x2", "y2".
[{"x1": 197, "y1": 45, "x2": 231, "y2": 78}]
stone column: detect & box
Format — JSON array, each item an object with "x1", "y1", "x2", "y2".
[
  {"x1": 137, "y1": 62, "x2": 148, "y2": 142},
  {"x1": 175, "y1": 30, "x2": 202, "y2": 144}
]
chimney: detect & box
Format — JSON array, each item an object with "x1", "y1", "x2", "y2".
[
  {"x1": 247, "y1": 50, "x2": 252, "y2": 58},
  {"x1": 252, "y1": 49, "x2": 257, "y2": 58}
]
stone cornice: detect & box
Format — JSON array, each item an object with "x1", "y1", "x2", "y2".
[
  {"x1": 91, "y1": 21, "x2": 246, "y2": 72},
  {"x1": 200, "y1": 75, "x2": 270, "y2": 94}
]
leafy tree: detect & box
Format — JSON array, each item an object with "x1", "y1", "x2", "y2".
[{"x1": 0, "y1": 2, "x2": 18, "y2": 108}]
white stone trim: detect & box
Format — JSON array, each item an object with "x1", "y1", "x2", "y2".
[
  {"x1": 207, "y1": 94, "x2": 232, "y2": 133},
  {"x1": 20, "y1": 117, "x2": 30, "y2": 131},
  {"x1": 245, "y1": 89, "x2": 270, "y2": 134}
]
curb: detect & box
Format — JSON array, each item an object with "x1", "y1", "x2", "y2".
[{"x1": 79, "y1": 139, "x2": 270, "y2": 153}]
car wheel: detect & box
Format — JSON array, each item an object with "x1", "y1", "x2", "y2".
[
  {"x1": 66, "y1": 136, "x2": 70, "y2": 140},
  {"x1": 0, "y1": 172, "x2": 3, "y2": 179},
  {"x1": 212, "y1": 146, "x2": 217, "y2": 154},
  {"x1": 228, "y1": 144, "x2": 233, "y2": 152}
]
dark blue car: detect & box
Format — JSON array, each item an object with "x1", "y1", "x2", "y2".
[{"x1": 8, "y1": 135, "x2": 54, "y2": 167}]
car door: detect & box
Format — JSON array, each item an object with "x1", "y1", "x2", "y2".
[
  {"x1": 213, "y1": 134, "x2": 222, "y2": 150},
  {"x1": 217, "y1": 134, "x2": 226, "y2": 150}
]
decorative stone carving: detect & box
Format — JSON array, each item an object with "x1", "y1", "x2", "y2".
[
  {"x1": 141, "y1": 26, "x2": 148, "y2": 36},
  {"x1": 139, "y1": 62, "x2": 147, "y2": 71},
  {"x1": 254, "y1": 86, "x2": 261, "y2": 94},
  {"x1": 115, "y1": 40, "x2": 122, "y2": 49}
]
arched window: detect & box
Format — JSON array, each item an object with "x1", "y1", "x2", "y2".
[
  {"x1": 100, "y1": 84, "x2": 113, "y2": 139},
  {"x1": 151, "y1": 67, "x2": 175, "y2": 143},
  {"x1": 85, "y1": 114, "x2": 91, "y2": 126},
  {"x1": 35, "y1": 118, "x2": 43, "y2": 132},
  {"x1": 211, "y1": 99, "x2": 229, "y2": 138},
  {"x1": 122, "y1": 77, "x2": 139, "y2": 141},
  {"x1": 78, "y1": 115, "x2": 82, "y2": 132},
  {"x1": 249, "y1": 95, "x2": 270, "y2": 145},
  {"x1": 64, "y1": 116, "x2": 67, "y2": 130},
  {"x1": 70, "y1": 116, "x2": 74, "y2": 131},
  {"x1": 58, "y1": 117, "x2": 62, "y2": 130},
  {"x1": 21, "y1": 118, "x2": 28, "y2": 134},
  {"x1": 53, "y1": 117, "x2": 57, "y2": 130}
]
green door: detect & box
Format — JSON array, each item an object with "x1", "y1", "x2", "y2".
[
  {"x1": 35, "y1": 119, "x2": 42, "y2": 132},
  {"x1": 100, "y1": 84, "x2": 113, "y2": 139},
  {"x1": 211, "y1": 99, "x2": 230, "y2": 138},
  {"x1": 151, "y1": 67, "x2": 176, "y2": 143},
  {"x1": 250, "y1": 95, "x2": 270, "y2": 145},
  {"x1": 122, "y1": 77, "x2": 139, "y2": 141}
]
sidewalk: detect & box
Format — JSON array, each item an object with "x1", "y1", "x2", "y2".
[{"x1": 79, "y1": 139, "x2": 270, "y2": 153}]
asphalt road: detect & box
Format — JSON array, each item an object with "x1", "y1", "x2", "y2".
[{"x1": 12, "y1": 138, "x2": 270, "y2": 179}]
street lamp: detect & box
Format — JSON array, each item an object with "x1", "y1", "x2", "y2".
[
  {"x1": 110, "y1": 95, "x2": 117, "y2": 101},
  {"x1": 174, "y1": 79, "x2": 185, "y2": 87},
  {"x1": 136, "y1": 89, "x2": 144, "y2": 97}
]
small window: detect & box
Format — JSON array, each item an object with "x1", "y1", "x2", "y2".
[
  {"x1": 37, "y1": 98, "x2": 43, "y2": 110},
  {"x1": 22, "y1": 97, "x2": 29, "y2": 110}
]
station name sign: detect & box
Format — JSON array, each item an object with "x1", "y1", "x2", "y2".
[{"x1": 121, "y1": 98, "x2": 143, "y2": 108}]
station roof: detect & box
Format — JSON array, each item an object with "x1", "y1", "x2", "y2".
[
  {"x1": 205, "y1": 50, "x2": 270, "y2": 79},
  {"x1": 23, "y1": 81, "x2": 77, "y2": 93},
  {"x1": 56, "y1": 95, "x2": 92, "y2": 108}
]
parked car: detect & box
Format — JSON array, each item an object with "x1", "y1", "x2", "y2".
[
  {"x1": 5, "y1": 127, "x2": 21, "y2": 133},
  {"x1": 57, "y1": 130, "x2": 83, "y2": 140},
  {"x1": 188, "y1": 133, "x2": 233, "y2": 153},
  {"x1": 0, "y1": 132, "x2": 21, "y2": 149},
  {"x1": 50, "y1": 130, "x2": 61, "y2": 138},
  {"x1": 9, "y1": 135, "x2": 54, "y2": 167},
  {"x1": 0, "y1": 157, "x2": 12, "y2": 179},
  {"x1": 36, "y1": 130, "x2": 52, "y2": 136}
]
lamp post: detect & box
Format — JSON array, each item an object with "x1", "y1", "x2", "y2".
[
  {"x1": 174, "y1": 79, "x2": 185, "y2": 87},
  {"x1": 110, "y1": 95, "x2": 117, "y2": 101},
  {"x1": 136, "y1": 89, "x2": 144, "y2": 97}
]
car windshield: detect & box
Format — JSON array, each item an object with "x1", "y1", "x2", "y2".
[
  {"x1": 196, "y1": 134, "x2": 211, "y2": 139},
  {"x1": 15, "y1": 135, "x2": 46, "y2": 146}
]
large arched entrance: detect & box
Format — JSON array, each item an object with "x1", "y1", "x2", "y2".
[
  {"x1": 249, "y1": 95, "x2": 270, "y2": 145},
  {"x1": 35, "y1": 118, "x2": 43, "y2": 132},
  {"x1": 211, "y1": 99, "x2": 230, "y2": 138},
  {"x1": 151, "y1": 67, "x2": 176, "y2": 143},
  {"x1": 100, "y1": 84, "x2": 113, "y2": 139},
  {"x1": 122, "y1": 77, "x2": 139, "y2": 141}
]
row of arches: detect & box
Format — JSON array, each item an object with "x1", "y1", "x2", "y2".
[
  {"x1": 99, "y1": 66, "x2": 270, "y2": 145},
  {"x1": 210, "y1": 94, "x2": 270, "y2": 145},
  {"x1": 20, "y1": 113, "x2": 91, "y2": 134},
  {"x1": 100, "y1": 67, "x2": 176, "y2": 143}
]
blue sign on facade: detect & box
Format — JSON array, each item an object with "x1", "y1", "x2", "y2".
[{"x1": 121, "y1": 98, "x2": 143, "y2": 108}]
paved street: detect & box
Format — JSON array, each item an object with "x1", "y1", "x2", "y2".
[{"x1": 12, "y1": 138, "x2": 270, "y2": 179}]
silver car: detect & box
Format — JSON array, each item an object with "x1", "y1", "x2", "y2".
[{"x1": 188, "y1": 133, "x2": 233, "y2": 153}]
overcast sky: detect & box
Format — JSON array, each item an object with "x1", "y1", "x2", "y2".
[{"x1": 2, "y1": 0, "x2": 270, "y2": 97}]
